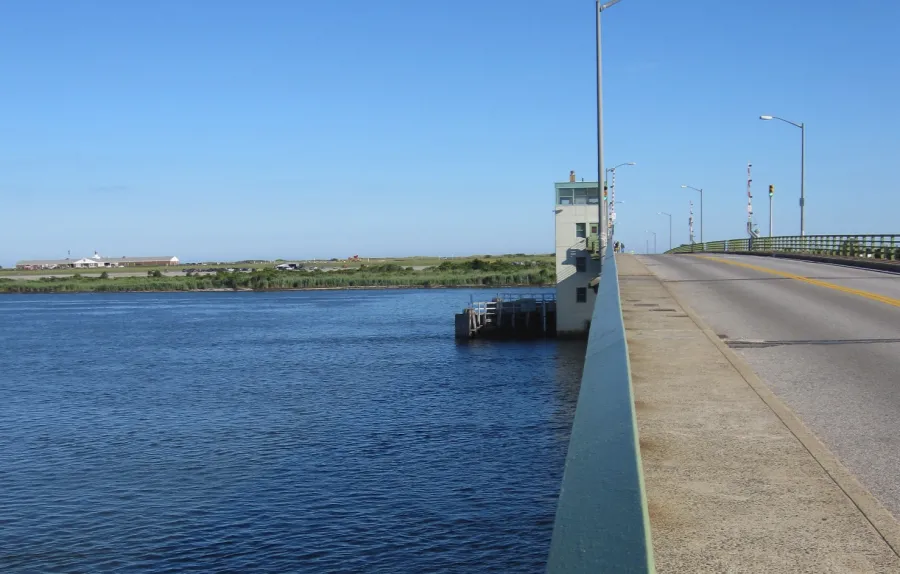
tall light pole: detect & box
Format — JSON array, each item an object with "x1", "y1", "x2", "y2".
[
  {"x1": 645, "y1": 230, "x2": 657, "y2": 254},
  {"x1": 596, "y1": 0, "x2": 625, "y2": 264},
  {"x1": 689, "y1": 201, "x2": 695, "y2": 244},
  {"x1": 605, "y1": 161, "x2": 635, "y2": 237},
  {"x1": 760, "y1": 115, "x2": 805, "y2": 236},
  {"x1": 658, "y1": 212, "x2": 672, "y2": 251},
  {"x1": 681, "y1": 185, "x2": 703, "y2": 243}
]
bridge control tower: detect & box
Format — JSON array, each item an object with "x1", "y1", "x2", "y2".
[{"x1": 554, "y1": 171, "x2": 602, "y2": 336}]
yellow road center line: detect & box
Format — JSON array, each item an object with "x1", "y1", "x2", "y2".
[{"x1": 697, "y1": 256, "x2": 900, "y2": 309}]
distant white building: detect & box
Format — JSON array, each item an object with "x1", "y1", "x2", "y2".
[
  {"x1": 16, "y1": 252, "x2": 180, "y2": 270},
  {"x1": 555, "y1": 172, "x2": 602, "y2": 336},
  {"x1": 73, "y1": 258, "x2": 103, "y2": 268}
]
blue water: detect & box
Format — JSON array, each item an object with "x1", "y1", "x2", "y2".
[{"x1": 0, "y1": 289, "x2": 584, "y2": 573}]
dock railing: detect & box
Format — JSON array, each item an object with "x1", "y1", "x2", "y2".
[
  {"x1": 547, "y1": 240, "x2": 655, "y2": 573},
  {"x1": 458, "y1": 292, "x2": 557, "y2": 339}
]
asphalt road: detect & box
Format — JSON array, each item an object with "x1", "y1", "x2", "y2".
[{"x1": 640, "y1": 253, "x2": 900, "y2": 520}]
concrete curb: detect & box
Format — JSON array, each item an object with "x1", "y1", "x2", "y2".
[{"x1": 656, "y1": 274, "x2": 900, "y2": 559}]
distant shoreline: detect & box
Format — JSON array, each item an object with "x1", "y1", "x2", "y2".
[
  {"x1": 0, "y1": 283, "x2": 555, "y2": 296},
  {"x1": 0, "y1": 256, "x2": 555, "y2": 295}
]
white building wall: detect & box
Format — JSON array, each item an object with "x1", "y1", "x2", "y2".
[
  {"x1": 73, "y1": 258, "x2": 100, "y2": 268},
  {"x1": 555, "y1": 204, "x2": 602, "y2": 336}
]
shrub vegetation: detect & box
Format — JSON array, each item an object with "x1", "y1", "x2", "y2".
[{"x1": 0, "y1": 258, "x2": 557, "y2": 294}]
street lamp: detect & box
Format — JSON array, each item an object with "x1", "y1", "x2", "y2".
[
  {"x1": 605, "y1": 161, "x2": 635, "y2": 236},
  {"x1": 596, "y1": 0, "x2": 626, "y2": 266},
  {"x1": 681, "y1": 185, "x2": 703, "y2": 243},
  {"x1": 657, "y1": 212, "x2": 672, "y2": 251},
  {"x1": 605, "y1": 162, "x2": 636, "y2": 176},
  {"x1": 645, "y1": 230, "x2": 657, "y2": 254},
  {"x1": 760, "y1": 115, "x2": 805, "y2": 236}
]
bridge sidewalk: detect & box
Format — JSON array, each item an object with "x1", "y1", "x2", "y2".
[{"x1": 617, "y1": 254, "x2": 900, "y2": 573}]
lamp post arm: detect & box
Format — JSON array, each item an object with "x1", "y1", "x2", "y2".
[{"x1": 770, "y1": 116, "x2": 804, "y2": 129}]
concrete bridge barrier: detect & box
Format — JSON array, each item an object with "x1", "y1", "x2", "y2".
[{"x1": 547, "y1": 242, "x2": 654, "y2": 573}]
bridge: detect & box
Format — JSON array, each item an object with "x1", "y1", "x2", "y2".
[{"x1": 548, "y1": 235, "x2": 900, "y2": 572}]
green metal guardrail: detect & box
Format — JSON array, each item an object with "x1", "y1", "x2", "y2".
[
  {"x1": 666, "y1": 234, "x2": 900, "y2": 260},
  {"x1": 547, "y1": 241, "x2": 655, "y2": 573}
]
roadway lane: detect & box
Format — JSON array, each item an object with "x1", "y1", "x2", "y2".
[{"x1": 640, "y1": 254, "x2": 900, "y2": 520}]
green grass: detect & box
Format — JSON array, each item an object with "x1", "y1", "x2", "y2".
[
  {"x1": 0, "y1": 264, "x2": 268, "y2": 276},
  {"x1": 0, "y1": 257, "x2": 557, "y2": 294},
  {"x1": 1, "y1": 254, "x2": 555, "y2": 276}
]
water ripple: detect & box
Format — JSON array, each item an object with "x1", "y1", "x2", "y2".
[{"x1": 0, "y1": 289, "x2": 583, "y2": 573}]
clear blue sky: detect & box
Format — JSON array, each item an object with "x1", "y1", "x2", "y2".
[{"x1": 2, "y1": 0, "x2": 898, "y2": 264}]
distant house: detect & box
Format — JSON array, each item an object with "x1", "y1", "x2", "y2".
[
  {"x1": 73, "y1": 258, "x2": 104, "y2": 268},
  {"x1": 16, "y1": 253, "x2": 180, "y2": 270},
  {"x1": 15, "y1": 259, "x2": 75, "y2": 270}
]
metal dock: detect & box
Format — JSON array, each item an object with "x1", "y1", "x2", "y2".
[{"x1": 454, "y1": 292, "x2": 557, "y2": 339}]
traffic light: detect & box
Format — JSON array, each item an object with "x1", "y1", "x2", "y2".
[
  {"x1": 769, "y1": 184, "x2": 774, "y2": 197},
  {"x1": 603, "y1": 183, "x2": 608, "y2": 201}
]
